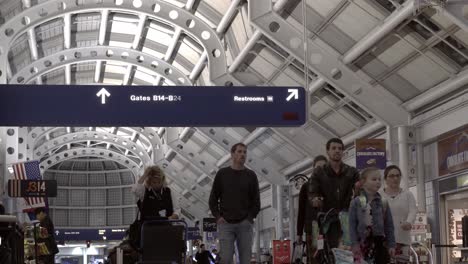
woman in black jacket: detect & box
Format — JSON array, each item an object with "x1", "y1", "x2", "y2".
[{"x1": 132, "y1": 165, "x2": 179, "y2": 220}]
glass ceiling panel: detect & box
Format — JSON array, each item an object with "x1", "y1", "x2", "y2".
[
  {"x1": 194, "y1": 11, "x2": 217, "y2": 29},
  {"x1": 202, "y1": 0, "x2": 230, "y2": 15},
  {"x1": 110, "y1": 13, "x2": 139, "y2": 35},
  {"x1": 172, "y1": 61, "x2": 191, "y2": 76},
  {"x1": 180, "y1": 35, "x2": 202, "y2": 61},
  {"x1": 141, "y1": 46, "x2": 165, "y2": 59},
  {"x1": 332, "y1": 1, "x2": 382, "y2": 42},
  {"x1": 162, "y1": 0, "x2": 186, "y2": 8},
  {"x1": 104, "y1": 62, "x2": 127, "y2": 74},
  {"x1": 146, "y1": 21, "x2": 174, "y2": 46},
  {"x1": 308, "y1": 0, "x2": 343, "y2": 17},
  {"x1": 134, "y1": 68, "x2": 157, "y2": 84}
]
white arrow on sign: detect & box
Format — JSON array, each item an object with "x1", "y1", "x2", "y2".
[
  {"x1": 286, "y1": 89, "x2": 299, "y2": 101},
  {"x1": 96, "y1": 88, "x2": 111, "y2": 104},
  {"x1": 55, "y1": 230, "x2": 59, "y2": 236}
]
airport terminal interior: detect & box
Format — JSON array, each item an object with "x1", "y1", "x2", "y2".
[{"x1": 0, "y1": 0, "x2": 468, "y2": 263}]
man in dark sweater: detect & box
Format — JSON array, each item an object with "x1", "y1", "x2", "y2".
[{"x1": 209, "y1": 143, "x2": 260, "y2": 264}]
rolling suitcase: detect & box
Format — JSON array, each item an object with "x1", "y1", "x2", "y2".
[{"x1": 139, "y1": 219, "x2": 188, "y2": 264}]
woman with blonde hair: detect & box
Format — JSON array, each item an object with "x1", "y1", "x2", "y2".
[{"x1": 132, "y1": 165, "x2": 179, "y2": 220}]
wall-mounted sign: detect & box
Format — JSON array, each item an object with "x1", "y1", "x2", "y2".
[
  {"x1": 54, "y1": 228, "x2": 126, "y2": 241},
  {"x1": 202, "y1": 218, "x2": 217, "y2": 232},
  {"x1": 438, "y1": 127, "x2": 468, "y2": 177},
  {"x1": 272, "y1": 240, "x2": 291, "y2": 264},
  {"x1": 187, "y1": 227, "x2": 202, "y2": 240},
  {"x1": 355, "y1": 139, "x2": 386, "y2": 170},
  {"x1": 8, "y1": 180, "x2": 57, "y2": 197}
]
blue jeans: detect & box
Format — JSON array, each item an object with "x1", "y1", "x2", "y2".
[{"x1": 218, "y1": 219, "x2": 254, "y2": 264}]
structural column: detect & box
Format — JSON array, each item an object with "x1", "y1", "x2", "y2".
[
  {"x1": 289, "y1": 185, "x2": 295, "y2": 239},
  {"x1": 275, "y1": 185, "x2": 283, "y2": 239},
  {"x1": 255, "y1": 218, "x2": 261, "y2": 262},
  {"x1": 416, "y1": 131, "x2": 426, "y2": 212},
  {"x1": 398, "y1": 126, "x2": 409, "y2": 190},
  {"x1": 386, "y1": 126, "x2": 394, "y2": 165},
  {"x1": 188, "y1": 240, "x2": 193, "y2": 258}
]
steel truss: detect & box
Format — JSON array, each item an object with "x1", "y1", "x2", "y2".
[
  {"x1": 0, "y1": 0, "x2": 242, "y2": 86},
  {"x1": 10, "y1": 46, "x2": 191, "y2": 85}
]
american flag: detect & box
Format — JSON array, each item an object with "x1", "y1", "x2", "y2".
[{"x1": 12, "y1": 160, "x2": 45, "y2": 208}]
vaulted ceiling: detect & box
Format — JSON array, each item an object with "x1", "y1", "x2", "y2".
[{"x1": 0, "y1": 0, "x2": 467, "y2": 227}]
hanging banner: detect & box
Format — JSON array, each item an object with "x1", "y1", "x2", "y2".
[
  {"x1": 272, "y1": 240, "x2": 291, "y2": 264},
  {"x1": 355, "y1": 139, "x2": 386, "y2": 170},
  {"x1": 438, "y1": 127, "x2": 468, "y2": 177}
]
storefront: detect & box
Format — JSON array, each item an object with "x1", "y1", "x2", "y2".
[{"x1": 436, "y1": 126, "x2": 468, "y2": 264}]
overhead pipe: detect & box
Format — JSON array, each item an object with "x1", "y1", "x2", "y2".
[
  {"x1": 403, "y1": 69, "x2": 468, "y2": 111},
  {"x1": 308, "y1": 78, "x2": 326, "y2": 94},
  {"x1": 273, "y1": 0, "x2": 292, "y2": 13},
  {"x1": 98, "y1": 10, "x2": 109, "y2": 45},
  {"x1": 342, "y1": 0, "x2": 415, "y2": 65},
  {"x1": 95, "y1": 10, "x2": 109, "y2": 83},
  {"x1": 64, "y1": 13, "x2": 72, "y2": 84},
  {"x1": 229, "y1": 0, "x2": 294, "y2": 73},
  {"x1": 243, "y1": 127, "x2": 268, "y2": 145},
  {"x1": 216, "y1": 0, "x2": 243, "y2": 35},
  {"x1": 342, "y1": 121, "x2": 385, "y2": 146},
  {"x1": 282, "y1": 157, "x2": 314, "y2": 177},
  {"x1": 397, "y1": 126, "x2": 409, "y2": 190},
  {"x1": 228, "y1": 30, "x2": 263, "y2": 73}
]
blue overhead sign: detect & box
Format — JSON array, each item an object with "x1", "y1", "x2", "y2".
[
  {"x1": 0, "y1": 85, "x2": 306, "y2": 127},
  {"x1": 54, "y1": 228, "x2": 126, "y2": 241}
]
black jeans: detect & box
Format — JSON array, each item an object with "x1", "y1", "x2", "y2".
[{"x1": 372, "y1": 236, "x2": 390, "y2": 264}]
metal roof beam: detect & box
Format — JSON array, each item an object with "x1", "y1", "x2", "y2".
[
  {"x1": 436, "y1": 0, "x2": 468, "y2": 32},
  {"x1": 403, "y1": 68, "x2": 468, "y2": 111},
  {"x1": 197, "y1": 127, "x2": 287, "y2": 185},
  {"x1": 248, "y1": 0, "x2": 409, "y2": 126},
  {"x1": 342, "y1": 0, "x2": 415, "y2": 65},
  {"x1": 64, "y1": 13, "x2": 72, "y2": 84},
  {"x1": 95, "y1": 9, "x2": 109, "y2": 83},
  {"x1": 10, "y1": 46, "x2": 191, "y2": 85},
  {"x1": 188, "y1": 0, "x2": 244, "y2": 83},
  {"x1": 0, "y1": 0, "x2": 241, "y2": 85}
]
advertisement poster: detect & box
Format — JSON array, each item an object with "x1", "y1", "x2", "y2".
[
  {"x1": 272, "y1": 240, "x2": 290, "y2": 264},
  {"x1": 411, "y1": 213, "x2": 428, "y2": 234},
  {"x1": 448, "y1": 209, "x2": 468, "y2": 258},
  {"x1": 438, "y1": 127, "x2": 468, "y2": 177},
  {"x1": 355, "y1": 139, "x2": 386, "y2": 170}
]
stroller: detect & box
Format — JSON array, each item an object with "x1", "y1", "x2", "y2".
[{"x1": 315, "y1": 208, "x2": 340, "y2": 264}]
